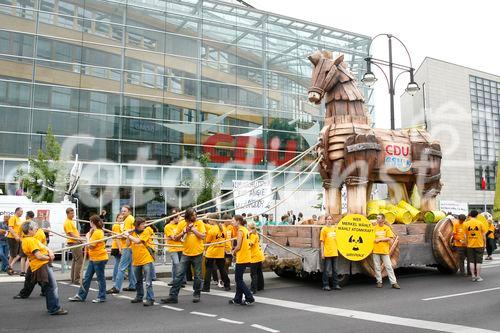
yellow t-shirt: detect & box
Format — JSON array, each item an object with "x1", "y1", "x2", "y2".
[
  {"x1": 249, "y1": 233, "x2": 264, "y2": 263},
  {"x1": 122, "y1": 215, "x2": 135, "y2": 249},
  {"x1": 177, "y1": 220, "x2": 206, "y2": 257},
  {"x1": 130, "y1": 227, "x2": 154, "y2": 266},
  {"x1": 88, "y1": 229, "x2": 108, "y2": 261},
  {"x1": 373, "y1": 224, "x2": 394, "y2": 255},
  {"x1": 320, "y1": 225, "x2": 338, "y2": 257},
  {"x1": 205, "y1": 225, "x2": 226, "y2": 259},
  {"x1": 63, "y1": 218, "x2": 79, "y2": 244},
  {"x1": 7, "y1": 215, "x2": 22, "y2": 239},
  {"x1": 235, "y1": 226, "x2": 251, "y2": 264},
  {"x1": 487, "y1": 224, "x2": 495, "y2": 240},
  {"x1": 111, "y1": 223, "x2": 124, "y2": 250},
  {"x1": 452, "y1": 220, "x2": 466, "y2": 247},
  {"x1": 22, "y1": 236, "x2": 49, "y2": 272},
  {"x1": 224, "y1": 225, "x2": 234, "y2": 252},
  {"x1": 164, "y1": 223, "x2": 183, "y2": 253},
  {"x1": 34, "y1": 228, "x2": 47, "y2": 246},
  {"x1": 464, "y1": 218, "x2": 487, "y2": 248}
]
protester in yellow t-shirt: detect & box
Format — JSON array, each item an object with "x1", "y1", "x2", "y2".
[
  {"x1": 107, "y1": 205, "x2": 136, "y2": 294},
  {"x1": 6, "y1": 207, "x2": 23, "y2": 275},
  {"x1": 248, "y1": 221, "x2": 265, "y2": 294},
  {"x1": 320, "y1": 215, "x2": 341, "y2": 291},
  {"x1": 223, "y1": 214, "x2": 235, "y2": 273},
  {"x1": 372, "y1": 214, "x2": 400, "y2": 289},
  {"x1": 123, "y1": 217, "x2": 155, "y2": 306},
  {"x1": 202, "y1": 219, "x2": 230, "y2": 292},
  {"x1": 63, "y1": 207, "x2": 83, "y2": 285},
  {"x1": 228, "y1": 215, "x2": 255, "y2": 305},
  {"x1": 110, "y1": 214, "x2": 123, "y2": 282},
  {"x1": 162, "y1": 207, "x2": 206, "y2": 304},
  {"x1": 69, "y1": 215, "x2": 109, "y2": 303},
  {"x1": 13, "y1": 217, "x2": 48, "y2": 300},
  {"x1": 164, "y1": 208, "x2": 185, "y2": 287},
  {"x1": 485, "y1": 219, "x2": 496, "y2": 260},
  {"x1": 463, "y1": 210, "x2": 487, "y2": 282},
  {"x1": 21, "y1": 221, "x2": 67, "y2": 315},
  {"x1": 452, "y1": 214, "x2": 467, "y2": 275}
]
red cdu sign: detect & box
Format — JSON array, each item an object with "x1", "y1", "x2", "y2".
[{"x1": 202, "y1": 134, "x2": 298, "y2": 165}]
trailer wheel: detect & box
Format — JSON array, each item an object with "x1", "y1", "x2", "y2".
[
  {"x1": 337, "y1": 273, "x2": 350, "y2": 287},
  {"x1": 273, "y1": 267, "x2": 296, "y2": 278},
  {"x1": 436, "y1": 263, "x2": 456, "y2": 274}
]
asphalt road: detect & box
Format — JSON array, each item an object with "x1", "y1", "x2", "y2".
[{"x1": 1, "y1": 256, "x2": 499, "y2": 333}]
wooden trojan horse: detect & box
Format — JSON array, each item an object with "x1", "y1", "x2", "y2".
[{"x1": 307, "y1": 50, "x2": 442, "y2": 216}]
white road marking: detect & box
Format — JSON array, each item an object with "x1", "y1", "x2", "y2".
[
  {"x1": 190, "y1": 311, "x2": 217, "y2": 317},
  {"x1": 482, "y1": 264, "x2": 500, "y2": 269},
  {"x1": 89, "y1": 288, "x2": 98, "y2": 292},
  {"x1": 218, "y1": 318, "x2": 244, "y2": 325},
  {"x1": 59, "y1": 281, "x2": 69, "y2": 285},
  {"x1": 204, "y1": 290, "x2": 498, "y2": 333},
  {"x1": 251, "y1": 324, "x2": 280, "y2": 332},
  {"x1": 162, "y1": 305, "x2": 184, "y2": 312},
  {"x1": 0, "y1": 276, "x2": 25, "y2": 283},
  {"x1": 117, "y1": 295, "x2": 133, "y2": 300},
  {"x1": 422, "y1": 287, "x2": 500, "y2": 301}
]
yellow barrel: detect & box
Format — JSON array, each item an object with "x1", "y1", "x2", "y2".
[
  {"x1": 386, "y1": 204, "x2": 412, "y2": 224},
  {"x1": 397, "y1": 200, "x2": 421, "y2": 221},
  {"x1": 380, "y1": 208, "x2": 396, "y2": 224},
  {"x1": 367, "y1": 201, "x2": 380, "y2": 220},
  {"x1": 370, "y1": 200, "x2": 387, "y2": 209},
  {"x1": 423, "y1": 211, "x2": 446, "y2": 223}
]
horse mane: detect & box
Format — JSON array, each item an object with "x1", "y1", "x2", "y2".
[{"x1": 325, "y1": 62, "x2": 367, "y2": 118}]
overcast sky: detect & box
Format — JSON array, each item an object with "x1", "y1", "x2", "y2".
[{"x1": 248, "y1": 0, "x2": 500, "y2": 128}]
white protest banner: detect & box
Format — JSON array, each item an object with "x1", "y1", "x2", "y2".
[
  {"x1": 439, "y1": 200, "x2": 468, "y2": 215},
  {"x1": 233, "y1": 180, "x2": 272, "y2": 215}
]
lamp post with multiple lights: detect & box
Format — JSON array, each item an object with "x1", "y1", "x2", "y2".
[{"x1": 361, "y1": 34, "x2": 420, "y2": 130}]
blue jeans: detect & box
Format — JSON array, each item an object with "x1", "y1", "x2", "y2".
[
  {"x1": 114, "y1": 248, "x2": 136, "y2": 290},
  {"x1": 134, "y1": 262, "x2": 155, "y2": 301},
  {"x1": 169, "y1": 254, "x2": 202, "y2": 299},
  {"x1": 0, "y1": 243, "x2": 9, "y2": 271},
  {"x1": 322, "y1": 257, "x2": 339, "y2": 288},
  {"x1": 170, "y1": 251, "x2": 186, "y2": 283},
  {"x1": 41, "y1": 265, "x2": 61, "y2": 314},
  {"x1": 112, "y1": 253, "x2": 121, "y2": 282},
  {"x1": 78, "y1": 260, "x2": 107, "y2": 300},
  {"x1": 233, "y1": 263, "x2": 254, "y2": 303}
]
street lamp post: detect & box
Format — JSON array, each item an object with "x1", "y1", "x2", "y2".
[{"x1": 361, "y1": 34, "x2": 420, "y2": 130}]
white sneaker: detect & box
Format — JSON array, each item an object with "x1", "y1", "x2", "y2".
[
  {"x1": 218, "y1": 280, "x2": 224, "y2": 288},
  {"x1": 476, "y1": 277, "x2": 484, "y2": 282}
]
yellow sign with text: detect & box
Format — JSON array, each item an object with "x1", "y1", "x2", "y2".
[{"x1": 336, "y1": 214, "x2": 375, "y2": 261}]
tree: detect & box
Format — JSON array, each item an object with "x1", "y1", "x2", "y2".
[
  {"x1": 15, "y1": 126, "x2": 68, "y2": 203},
  {"x1": 196, "y1": 153, "x2": 219, "y2": 210}
]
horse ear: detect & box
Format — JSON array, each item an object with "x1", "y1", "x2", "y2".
[
  {"x1": 308, "y1": 51, "x2": 321, "y2": 66},
  {"x1": 334, "y1": 54, "x2": 344, "y2": 65}
]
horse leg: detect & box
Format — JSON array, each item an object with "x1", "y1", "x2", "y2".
[{"x1": 324, "y1": 186, "x2": 342, "y2": 215}]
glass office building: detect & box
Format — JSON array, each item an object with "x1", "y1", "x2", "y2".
[{"x1": 0, "y1": 0, "x2": 372, "y2": 218}]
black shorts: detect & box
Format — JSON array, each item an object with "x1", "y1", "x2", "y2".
[
  {"x1": 7, "y1": 238, "x2": 20, "y2": 257},
  {"x1": 467, "y1": 247, "x2": 484, "y2": 264}
]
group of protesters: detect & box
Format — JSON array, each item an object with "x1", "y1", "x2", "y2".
[
  {"x1": 1, "y1": 203, "x2": 497, "y2": 316},
  {"x1": 2, "y1": 204, "x2": 266, "y2": 314}
]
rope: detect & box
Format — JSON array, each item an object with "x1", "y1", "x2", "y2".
[
  {"x1": 74, "y1": 143, "x2": 318, "y2": 225},
  {"x1": 201, "y1": 157, "x2": 320, "y2": 220},
  {"x1": 53, "y1": 157, "x2": 320, "y2": 254},
  {"x1": 47, "y1": 229, "x2": 83, "y2": 242}
]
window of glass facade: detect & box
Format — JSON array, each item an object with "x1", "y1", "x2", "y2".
[
  {"x1": 469, "y1": 75, "x2": 499, "y2": 190},
  {"x1": 0, "y1": 0, "x2": 371, "y2": 190}
]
